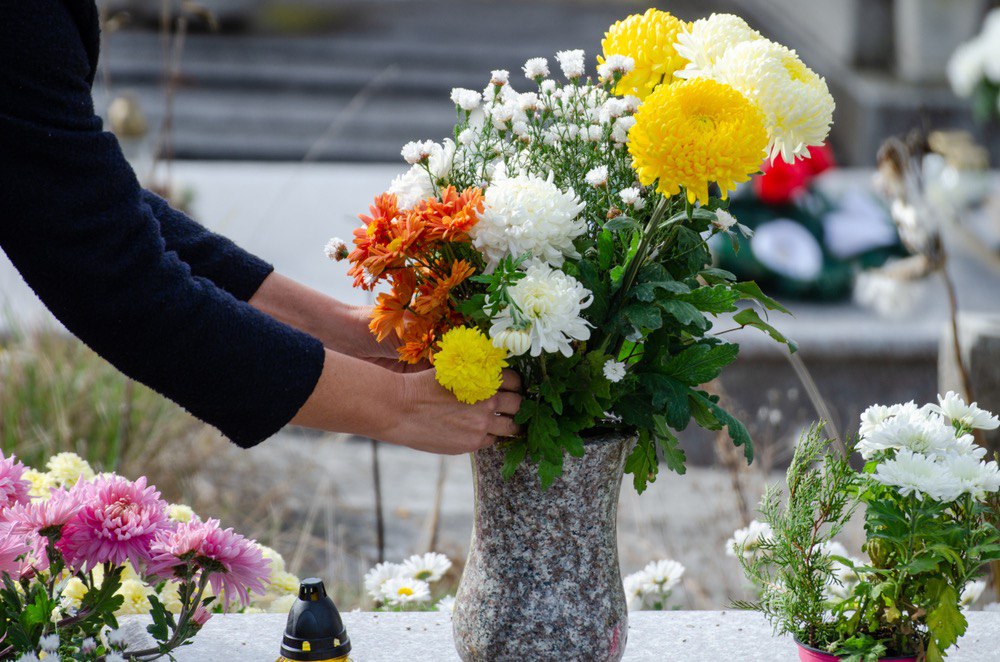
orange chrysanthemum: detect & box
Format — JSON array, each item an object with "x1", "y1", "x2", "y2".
[
  {"x1": 348, "y1": 193, "x2": 400, "y2": 289},
  {"x1": 417, "y1": 186, "x2": 484, "y2": 242},
  {"x1": 412, "y1": 260, "x2": 475, "y2": 316},
  {"x1": 369, "y1": 271, "x2": 417, "y2": 342}
]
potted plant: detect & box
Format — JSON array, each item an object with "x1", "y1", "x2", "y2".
[
  {"x1": 732, "y1": 394, "x2": 1000, "y2": 662},
  {"x1": 333, "y1": 9, "x2": 834, "y2": 661}
]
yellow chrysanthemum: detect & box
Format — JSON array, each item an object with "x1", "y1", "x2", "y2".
[
  {"x1": 257, "y1": 544, "x2": 286, "y2": 575},
  {"x1": 599, "y1": 8, "x2": 690, "y2": 99},
  {"x1": 268, "y1": 593, "x2": 297, "y2": 614},
  {"x1": 115, "y1": 578, "x2": 153, "y2": 615},
  {"x1": 45, "y1": 452, "x2": 95, "y2": 487},
  {"x1": 433, "y1": 327, "x2": 508, "y2": 405},
  {"x1": 23, "y1": 468, "x2": 57, "y2": 499},
  {"x1": 167, "y1": 503, "x2": 197, "y2": 523},
  {"x1": 269, "y1": 570, "x2": 301, "y2": 595},
  {"x1": 628, "y1": 78, "x2": 768, "y2": 205},
  {"x1": 61, "y1": 577, "x2": 88, "y2": 609},
  {"x1": 159, "y1": 582, "x2": 184, "y2": 614}
]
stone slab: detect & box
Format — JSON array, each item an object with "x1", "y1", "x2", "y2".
[{"x1": 116, "y1": 610, "x2": 1000, "y2": 661}]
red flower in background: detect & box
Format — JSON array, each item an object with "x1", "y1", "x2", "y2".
[{"x1": 754, "y1": 143, "x2": 836, "y2": 205}]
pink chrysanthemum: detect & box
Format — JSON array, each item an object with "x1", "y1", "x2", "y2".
[
  {"x1": 0, "y1": 450, "x2": 30, "y2": 512},
  {"x1": 5, "y1": 486, "x2": 84, "y2": 571},
  {"x1": 148, "y1": 518, "x2": 269, "y2": 609},
  {"x1": 0, "y1": 522, "x2": 30, "y2": 580},
  {"x1": 57, "y1": 475, "x2": 168, "y2": 573}
]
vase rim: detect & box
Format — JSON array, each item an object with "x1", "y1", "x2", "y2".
[{"x1": 794, "y1": 638, "x2": 917, "y2": 661}]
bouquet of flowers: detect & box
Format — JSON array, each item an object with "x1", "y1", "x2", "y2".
[
  {"x1": 0, "y1": 451, "x2": 284, "y2": 661},
  {"x1": 733, "y1": 394, "x2": 1000, "y2": 662},
  {"x1": 332, "y1": 10, "x2": 834, "y2": 489}
]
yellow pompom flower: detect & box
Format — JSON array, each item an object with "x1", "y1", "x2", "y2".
[
  {"x1": 115, "y1": 578, "x2": 153, "y2": 615},
  {"x1": 23, "y1": 468, "x2": 57, "y2": 499},
  {"x1": 167, "y1": 503, "x2": 197, "y2": 523},
  {"x1": 46, "y1": 452, "x2": 95, "y2": 487},
  {"x1": 628, "y1": 78, "x2": 768, "y2": 205},
  {"x1": 433, "y1": 327, "x2": 508, "y2": 405},
  {"x1": 599, "y1": 8, "x2": 690, "y2": 99}
]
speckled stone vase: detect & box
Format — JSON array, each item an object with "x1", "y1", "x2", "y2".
[{"x1": 452, "y1": 433, "x2": 634, "y2": 662}]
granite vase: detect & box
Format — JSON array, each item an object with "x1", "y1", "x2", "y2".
[{"x1": 452, "y1": 432, "x2": 633, "y2": 662}]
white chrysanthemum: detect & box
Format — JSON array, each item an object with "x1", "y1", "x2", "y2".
[
  {"x1": 115, "y1": 579, "x2": 153, "y2": 616},
  {"x1": 640, "y1": 559, "x2": 685, "y2": 593},
  {"x1": 598, "y1": 98, "x2": 627, "y2": 124},
  {"x1": 726, "y1": 519, "x2": 773, "y2": 558},
  {"x1": 470, "y1": 171, "x2": 586, "y2": 271},
  {"x1": 675, "y1": 13, "x2": 764, "y2": 78},
  {"x1": 518, "y1": 92, "x2": 540, "y2": 112},
  {"x1": 39, "y1": 634, "x2": 60, "y2": 653},
  {"x1": 556, "y1": 49, "x2": 586, "y2": 78},
  {"x1": 859, "y1": 401, "x2": 922, "y2": 438},
  {"x1": 167, "y1": 503, "x2": 197, "y2": 523},
  {"x1": 450, "y1": 87, "x2": 482, "y2": 111},
  {"x1": 623, "y1": 570, "x2": 648, "y2": 611},
  {"x1": 489, "y1": 264, "x2": 592, "y2": 358},
  {"x1": 872, "y1": 450, "x2": 963, "y2": 502},
  {"x1": 364, "y1": 562, "x2": 404, "y2": 601},
  {"x1": 436, "y1": 595, "x2": 456, "y2": 614},
  {"x1": 713, "y1": 209, "x2": 738, "y2": 231},
  {"x1": 949, "y1": 39, "x2": 987, "y2": 97},
  {"x1": 603, "y1": 360, "x2": 626, "y2": 383},
  {"x1": 611, "y1": 115, "x2": 635, "y2": 143},
  {"x1": 856, "y1": 409, "x2": 958, "y2": 460},
  {"x1": 268, "y1": 593, "x2": 297, "y2": 614},
  {"x1": 490, "y1": 69, "x2": 509, "y2": 86},
  {"x1": 961, "y1": 580, "x2": 987, "y2": 608},
  {"x1": 46, "y1": 452, "x2": 95, "y2": 487},
  {"x1": 15, "y1": 653, "x2": 40, "y2": 662},
  {"x1": 928, "y1": 391, "x2": 1000, "y2": 431},
  {"x1": 707, "y1": 39, "x2": 834, "y2": 163},
  {"x1": 585, "y1": 165, "x2": 609, "y2": 188},
  {"x1": 597, "y1": 54, "x2": 635, "y2": 81},
  {"x1": 457, "y1": 128, "x2": 476, "y2": 146},
  {"x1": 380, "y1": 577, "x2": 431, "y2": 606},
  {"x1": 401, "y1": 140, "x2": 436, "y2": 165},
  {"x1": 619, "y1": 187, "x2": 642, "y2": 206},
  {"x1": 523, "y1": 57, "x2": 550, "y2": 80},
  {"x1": 491, "y1": 328, "x2": 532, "y2": 356},
  {"x1": 401, "y1": 552, "x2": 452, "y2": 583},
  {"x1": 941, "y1": 453, "x2": 1000, "y2": 501},
  {"x1": 387, "y1": 139, "x2": 456, "y2": 210}
]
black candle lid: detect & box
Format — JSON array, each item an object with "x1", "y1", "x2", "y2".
[{"x1": 279, "y1": 578, "x2": 351, "y2": 661}]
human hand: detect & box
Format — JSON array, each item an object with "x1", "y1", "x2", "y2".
[{"x1": 382, "y1": 369, "x2": 523, "y2": 454}]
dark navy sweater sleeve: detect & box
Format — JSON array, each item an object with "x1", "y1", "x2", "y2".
[
  {"x1": 0, "y1": 0, "x2": 326, "y2": 447},
  {"x1": 142, "y1": 190, "x2": 273, "y2": 302}
]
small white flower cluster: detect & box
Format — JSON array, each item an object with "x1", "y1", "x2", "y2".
[
  {"x1": 363, "y1": 552, "x2": 454, "y2": 612},
  {"x1": 948, "y1": 10, "x2": 1000, "y2": 104},
  {"x1": 622, "y1": 559, "x2": 685, "y2": 610},
  {"x1": 388, "y1": 139, "x2": 457, "y2": 210},
  {"x1": 859, "y1": 394, "x2": 1000, "y2": 503},
  {"x1": 725, "y1": 519, "x2": 774, "y2": 559}
]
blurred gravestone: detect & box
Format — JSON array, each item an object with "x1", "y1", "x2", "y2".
[{"x1": 940, "y1": 313, "x2": 1000, "y2": 447}]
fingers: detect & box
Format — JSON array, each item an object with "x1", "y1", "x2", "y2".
[
  {"x1": 487, "y1": 413, "x2": 520, "y2": 438},
  {"x1": 493, "y1": 391, "x2": 522, "y2": 416},
  {"x1": 500, "y1": 369, "x2": 522, "y2": 393}
]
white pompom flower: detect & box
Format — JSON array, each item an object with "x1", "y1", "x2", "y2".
[
  {"x1": 380, "y1": 577, "x2": 431, "y2": 606},
  {"x1": 707, "y1": 39, "x2": 835, "y2": 163},
  {"x1": 611, "y1": 115, "x2": 635, "y2": 143},
  {"x1": 387, "y1": 139, "x2": 456, "y2": 210},
  {"x1": 401, "y1": 552, "x2": 452, "y2": 583},
  {"x1": 450, "y1": 87, "x2": 482, "y2": 111},
  {"x1": 585, "y1": 165, "x2": 609, "y2": 188},
  {"x1": 556, "y1": 49, "x2": 586, "y2": 79},
  {"x1": 470, "y1": 171, "x2": 586, "y2": 271},
  {"x1": 400, "y1": 140, "x2": 436, "y2": 165},
  {"x1": 523, "y1": 57, "x2": 550, "y2": 80},
  {"x1": 603, "y1": 359, "x2": 626, "y2": 383},
  {"x1": 490, "y1": 69, "x2": 509, "y2": 86},
  {"x1": 674, "y1": 13, "x2": 764, "y2": 78},
  {"x1": 597, "y1": 54, "x2": 635, "y2": 82},
  {"x1": 489, "y1": 263, "x2": 592, "y2": 358}
]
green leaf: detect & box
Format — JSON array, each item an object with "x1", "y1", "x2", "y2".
[
  {"x1": 639, "y1": 373, "x2": 691, "y2": 430},
  {"x1": 623, "y1": 304, "x2": 662, "y2": 331},
  {"x1": 926, "y1": 579, "x2": 967, "y2": 657},
  {"x1": 631, "y1": 280, "x2": 689, "y2": 303},
  {"x1": 662, "y1": 342, "x2": 739, "y2": 386},
  {"x1": 732, "y1": 308, "x2": 798, "y2": 353},
  {"x1": 678, "y1": 285, "x2": 739, "y2": 314},
  {"x1": 604, "y1": 215, "x2": 640, "y2": 232},
  {"x1": 654, "y1": 425, "x2": 687, "y2": 475},
  {"x1": 539, "y1": 380, "x2": 564, "y2": 415},
  {"x1": 659, "y1": 300, "x2": 706, "y2": 328},
  {"x1": 501, "y1": 443, "x2": 527, "y2": 480},
  {"x1": 699, "y1": 267, "x2": 737, "y2": 284},
  {"x1": 624, "y1": 430, "x2": 657, "y2": 493},
  {"x1": 538, "y1": 459, "x2": 563, "y2": 490},
  {"x1": 615, "y1": 392, "x2": 656, "y2": 429},
  {"x1": 146, "y1": 594, "x2": 172, "y2": 642},
  {"x1": 690, "y1": 391, "x2": 754, "y2": 463},
  {"x1": 732, "y1": 281, "x2": 790, "y2": 314}
]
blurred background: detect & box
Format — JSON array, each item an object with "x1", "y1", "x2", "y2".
[{"x1": 3, "y1": 0, "x2": 1000, "y2": 610}]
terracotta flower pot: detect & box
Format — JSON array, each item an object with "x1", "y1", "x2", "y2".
[{"x1": 796, "y1": 640, "x2": 917, "y2": 662}]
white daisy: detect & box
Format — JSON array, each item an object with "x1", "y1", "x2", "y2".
[
  {"x1": 436, "y1": 595, "x2": 456, "y2": 614},
  {"x1": 380, "y1": 577, "x2": 431, "y2": 606},
  {"x1": 726, "y1": 519, "x2": 774, "y2": 558},
  {"x1": 364, "y1": 562, "x2": 404, "y2": 601},
  {"x1": 619, "y1": 187, "x2": 642, "y2": 206},
  {"x1": 623, "y1": 570, "x2": 647, "y2": 611},
  {"x1": 401, "y1": 552, "x2": 452, "y2": 583},
  {"x1": 640, "y1": 559, "x2": 685, "y2": 593}
]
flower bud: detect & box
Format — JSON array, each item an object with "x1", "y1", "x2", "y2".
[{"x1": 492, "y1": 328, "x2": 532, "y2": 356}]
